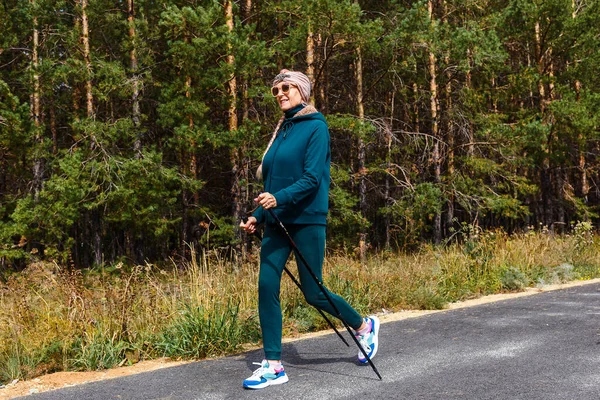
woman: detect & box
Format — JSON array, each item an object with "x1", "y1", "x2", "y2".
[{"x1": 239, "y1": 69, "x2": 380, "y2": 390}]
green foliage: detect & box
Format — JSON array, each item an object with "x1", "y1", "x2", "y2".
[
  {"x1": 549, "y1": 263, "x2": 577, "y2": 284},
  {"x1": 6, "y1": 145, "x2": 188, "y2": 262},
  {"x1": 408, "y1": 286, "x2": 447, "y2": 310},
  {"x1": 500, "y1": 266, "x2": 530, "y2": 290},
  {"x1": 2, "y1": 0, "x2": 600, "y2": 266},
  {"x1": 0, "y1": 80, "x2": 32, "y2": 263},
  {"x1": 380, "y1": 183, "x2": 444, "y2": 248},
  {"x1": 328, "y1": 166, "x2": 363, "y2": 247},
  {"x1": 328, "y1": 114, "x2": 377, "y2": 140},
  {"x1": 284, "y1": 304, "x2": 325, "y2": 333},
  {"x1": 156, "y1": 300, "x2": 257, "y2": 359},
  {"x1": 572, "y1": 221, "x2": 594, "y2": 252},
  {"x1": 70, "y1": 328, "x2": 129, "y2": 371},
  {"x1": 452, "y1": 156, "x2": 533, "y2": 221}
]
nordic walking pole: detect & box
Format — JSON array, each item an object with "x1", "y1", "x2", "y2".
[
  {"x1": 242, "y1": 217, "x2": 350, "y2": 347},
  {"x1": 266, "y1": 209, "x2": 383, "y2": 380}
]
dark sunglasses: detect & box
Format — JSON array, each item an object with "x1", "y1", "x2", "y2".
[{"x1": 271, "y1": 83, "x2": 295, "y2": 97}]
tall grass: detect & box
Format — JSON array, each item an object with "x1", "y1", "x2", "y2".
[{"x1": 1, "y1": 229, "x2": 599, "y2": 384}]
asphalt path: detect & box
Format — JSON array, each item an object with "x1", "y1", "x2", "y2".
[{"x1": 21, "y1": 281, "x2": 600, "y2": 400}]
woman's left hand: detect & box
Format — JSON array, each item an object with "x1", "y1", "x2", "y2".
[{"x1": 255, "y1": 192, "x2": 277, "y2": 209}]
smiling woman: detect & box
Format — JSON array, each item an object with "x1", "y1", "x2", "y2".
[
  {"x1": 270, "y1": 71, "x2": 308, "y2": 111},
  {"x1": 238, "y1": 69, "x2": 380, "y2": 390}
]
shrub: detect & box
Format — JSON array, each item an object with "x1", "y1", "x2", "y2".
[{"x1": 500, "y1": 267, "x2": 530, "y2": 291}]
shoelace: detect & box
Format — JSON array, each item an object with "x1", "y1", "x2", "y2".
[
  {"x1": 250, "y1": 362, "x2": 269, "y2": 377},
  {"x1": 357, "y1": 334, "x2": 371, "y2": 352}
]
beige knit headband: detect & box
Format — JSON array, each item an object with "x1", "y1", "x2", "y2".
[{"x1": 272, "y1": 69, "x2": 312, "y2": 103}]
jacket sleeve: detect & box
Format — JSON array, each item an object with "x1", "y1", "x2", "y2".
[
  {"x1": 252, "y1": 206, "x2": 265, "y2": 225},
  {"x1": 273, "y1": 122, "x2": 329, "y2": 206}
]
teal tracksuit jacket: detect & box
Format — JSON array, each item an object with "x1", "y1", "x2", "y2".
[
  {"x1": 253, "y1": 104, "x2": 363, "y2": 360},
  {"x1": 252, "y1": 104, "x2": 330, "y2": 226}
]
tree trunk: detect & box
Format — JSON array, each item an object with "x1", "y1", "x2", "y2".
[
  {"x1": 30, "y1": 0, "x2": 43, "y2": 201},
  {"x1": 128, "y1": 0, "x2": 142, "y2": 157},
  {"x1": 536, "y1": 19, "x2": 553, "y2": 230},
  {"x1": 355, "y1": 45, "x2": 368, "y2": 262},
  {"x1": 315, "y1": 34, "x2": 327, "y2": 112},
  {"x1": 241, "y1": 0, "x2": 252, "y2": 255},
  {"x1": 535, "y1": 21, "x2": 546, "y2": 115},
  {"x1": 176, "y1": 13, "x2": 200, "y2": 261},
  {"x1": 413, "y1": 82, "x2": 420, "y2": 134},
  {"x1": 50, "y1": 102, "x2": 57, "y2": 154},
  {"x1": 73, "y1": 84, "x2": 81, "y2": 123},
  {"x1": 81, "y1": 0, "x2": 93, "y2": 119},
  {"x1": 244, "y1": 0, "x2": 252, "y2": 20},
  {"x1": 443, "y1": 0, "x2": 454, "y2": 237},
  {"x1": 242, "y1": 0, "x2": 251, "y2": 121},
  {"x1": 491, "y1": 76, "x2": 498, "y2": 113},
  {"x1": 556, "y1": 167, "x2": 566, "y2": 234},
  {"x1": 572, "y1": 1, "x2": 588, "y2": 205},
  {"x1": 182, "y1": 73, "x2": 196, "y2": 259},
  {"x1": 225, "y1": 0, "x2": 242, "y2": 258},
  {"x1": 576, "y1": 79, "x2": 588, "y2": 203},
  {"x1": 225, "y1": 1, "x2": 238, "y2": 133},
  {"x1": 79, "y1": 0, "x2": 101, "y2": 265},
  {"x1": 428, "y1": 0, "x2": 442, "y2": 244},
  {"x1": 466, "y1": 48, "x2": 474, "y2": 156},
  {"x1": 30, "y1": 9, "x2": 40, "y2": 128},
  {"x1": 385, "y1": 88, "x2": 395, "y2": 250},
  {"x1": 306, "y1": 23, "x2": 315, "y2": 105},
  {"x1": 549, "y1": 51, "x2": 564, "y2": 232}
]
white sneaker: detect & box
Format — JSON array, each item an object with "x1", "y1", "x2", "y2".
[
  {"x1": 356, "y1": 315, "x2": 380, "y2": 364},
  {"x1": 242, "y1": 360, "x2": 289, "y2": 389}
]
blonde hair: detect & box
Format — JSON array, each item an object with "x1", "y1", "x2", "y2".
[{"x1": 256, "y1": 116, "x2": 285, "y2": 180}]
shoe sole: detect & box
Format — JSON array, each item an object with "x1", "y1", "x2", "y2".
[
  {"x1": 243, "y1": 374, "x2": 289, "y2": 389},
  {"x1": 358, "y1": 315, "x2": 380, "y2": 364}
]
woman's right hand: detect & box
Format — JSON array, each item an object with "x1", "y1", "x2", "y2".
[
  {"x1": 255, "y1": 192, "x2": 277, "y2": 209},
  {"x1": 240, "y1": 216, "x2": 257, "y2": 234}
]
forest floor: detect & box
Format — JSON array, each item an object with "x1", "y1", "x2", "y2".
[{"x1": 1, "y1": 278, "x2": 599, "y2": 399}]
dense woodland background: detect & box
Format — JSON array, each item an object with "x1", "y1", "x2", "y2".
[{"x1": 1, "y1": 0, "x2": 599, "y2": 269}]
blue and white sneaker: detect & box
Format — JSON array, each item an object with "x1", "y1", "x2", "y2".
[
  {"x1": 243, "y1": 360, "x2": 289, "y2": 389},
  {"x1": 356, "y1": 315, "x2": 380, "y2": 364}
]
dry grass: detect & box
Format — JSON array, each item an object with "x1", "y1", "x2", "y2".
[{"x1": 1, "y1": 229, "x2": 599, "y2": 384}]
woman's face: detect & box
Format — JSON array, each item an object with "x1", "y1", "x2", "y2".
[{"x1": 272, "y1": 82, "x2": 303, "y2": 111}]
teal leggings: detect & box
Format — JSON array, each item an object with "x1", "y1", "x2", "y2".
[{"x1": 259, "y1": 223, "x2": 363, "y2": 360}]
